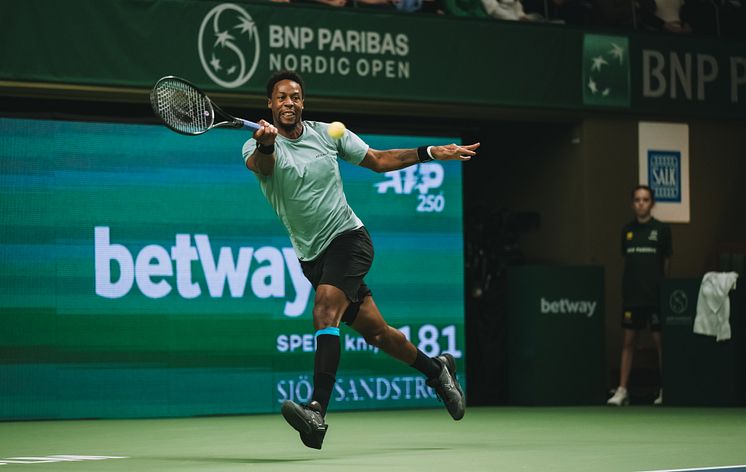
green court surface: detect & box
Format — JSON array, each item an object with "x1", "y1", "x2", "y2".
[{"x1": 1, "y1": 407, "x2": 745, "y2": 471}]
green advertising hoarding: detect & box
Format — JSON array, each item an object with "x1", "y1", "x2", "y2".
[
  {"x1": 582, "y1": 34, "x2": 631, "y2": 108},
  {"x1": 0, "y1": 0, "x2": 579, "y2": 109},
  {"x1": 0, "y1": 117, "x2": 465, "y2": 419},
  {"x1": 507, "y1": 265, "x2": 605, "y2": 405},
  {"x1": 2, "y1": 0, "x2": 743, "y2": 117}
]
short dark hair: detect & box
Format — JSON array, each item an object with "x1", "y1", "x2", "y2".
[
  {"x1": 632, "y1": 184, "x2": 655, "y2": 203},
  {"x1": 266, "y1": 70, "x2": 305, "y2": 99}
]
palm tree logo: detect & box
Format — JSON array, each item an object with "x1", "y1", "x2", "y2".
[{"x1": 198, "y1": 4, "x2": 261, "y2": 89}]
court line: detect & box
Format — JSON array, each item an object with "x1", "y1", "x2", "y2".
[
  {"x1": 638, "y1": 465, "x2": 746, "y2": 472},
  {"x1": 0, "y1": 455, "x2": 128, "y2": 466}
]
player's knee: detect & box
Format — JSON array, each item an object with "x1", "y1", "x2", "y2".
[
  {"x1": 364, "y1": 325, "x2": 401, "y2": 350},
  {"x1": 312, "y1": 301, "x2": 341, "y2": 329}
]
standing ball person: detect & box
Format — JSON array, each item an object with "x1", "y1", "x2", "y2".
[
  {"x1": 243, "y1": 70, "x2": 479, "y2": 449},
  {"x1": 607, "y1": 185, "x2": 672, "y2": 406}
]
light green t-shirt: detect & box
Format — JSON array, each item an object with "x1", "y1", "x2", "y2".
[{"x1": 242, "y1": 121, "x2": 369, "y2": 261}]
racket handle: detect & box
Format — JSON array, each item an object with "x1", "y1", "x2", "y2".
[{"x1": 236, "y1": 119, "x2": 261, "y2": 132}]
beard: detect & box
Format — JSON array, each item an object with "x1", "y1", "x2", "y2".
[
  {"x1": 276, "y1": 110, "x2": 301, "y2": 133},
  {"x1": 278, "y1": 120, "x2": 299, "y2": 133}
]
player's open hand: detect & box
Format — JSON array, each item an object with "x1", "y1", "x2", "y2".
[
  {"x1": 254, "y1": 119, "x2": 278, "y2": 146},
  {"x1": 431, "y1": 143, "x2": 480, "y2": 161}
]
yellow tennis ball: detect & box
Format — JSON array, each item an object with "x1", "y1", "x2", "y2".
[{"x1": 327, "y1": 121, "x2": 346, "y2": 140}]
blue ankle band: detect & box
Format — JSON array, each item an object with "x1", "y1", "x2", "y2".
[{"x1": 315, "y1": 327, "x2": 340, "y2": 337}]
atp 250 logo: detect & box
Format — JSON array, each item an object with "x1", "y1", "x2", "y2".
[
  {"x1": 374, "y1": 163, "x2": 445, "y2": 213},
  {"x1": 198, "y1": 3, "x2": 260, "y2": 88}
]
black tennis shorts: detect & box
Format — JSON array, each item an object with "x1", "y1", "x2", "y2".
[
  {"x1": 300, "y1": 226, "x2": 373, "y2": 304},
  {"x1": 622, "y1": 306, "x2": 661, "y2": 332}
]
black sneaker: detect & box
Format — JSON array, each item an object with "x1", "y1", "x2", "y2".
[
  {"x1": 426, "y1": 353, "x2": 465, "y2": 420},
  {"x1": 281, "y1": 400, "x2": 328, "y2": 450}
]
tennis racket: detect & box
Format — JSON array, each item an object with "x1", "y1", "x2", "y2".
[{"x1": 150, "y1": 76, "x2": 260, "y2": 136}]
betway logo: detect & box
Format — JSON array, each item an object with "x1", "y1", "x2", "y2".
[
  {"x1": 94, "y1": 227, "x2": 311, "y2": 317},
  {"x1": 540, "y1": 297, "x2": 598, "y2": 317}
]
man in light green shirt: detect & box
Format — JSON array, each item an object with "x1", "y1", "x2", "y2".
[
  {"x1": 242, "y1": 119, "x2": 368, "y2": 261},
  {"x1": 243, "y1": 70, "x2": 479, "y2": 450}
]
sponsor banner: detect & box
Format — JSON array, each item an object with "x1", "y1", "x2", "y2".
[
  {"x1": 0, "y1": 0, "x2": 578, "y2": 110},
  {"x1": 276, "y1": 372, "x2": 442, "y2": 410},
  {"x1": 582, "y1": 35, "x2": 631, "y2": 108},
  {"x1": 2, "y1": 0, "x2": 744, "y2": 117},
  {"x1": 507, "y1": 265, "x2": 605, "y2": 404},
  {"x1": 635, "y1": 34, "x2": 746, "y2": 117},
  {"x1": 666, "y1": 288, "x2": 693, "y2": 326},
  {"x1": 540, "y1": 297, "x2": 598, "y2": 318},
  {"x1": 638, "y1": 122, "x2": 690, "y2": 223},
  {"x1": 0, "y1": 117, "x2": 465, "y2": 419}
]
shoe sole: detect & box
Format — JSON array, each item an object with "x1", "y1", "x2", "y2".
[
  {"x1": 281, "y1": 401, "x2": 327, "y2": 450},
  {"x1": 439, "y1": 353, "x2": 465, "y2": 420},
  {"x1": 606, "y1": 398, "x2": 630, "y2": 406},
  {"x1": 281, "y1": 401, "x2": 313, "y2": 435}
]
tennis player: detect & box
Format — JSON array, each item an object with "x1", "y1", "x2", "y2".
[{"x1": 242, "y1": 70, "x2": 478, "y2": 449}]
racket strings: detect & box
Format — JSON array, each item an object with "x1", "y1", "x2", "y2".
[{"x1": 153, "y1": 79, "x2": 213, "y2": 135}]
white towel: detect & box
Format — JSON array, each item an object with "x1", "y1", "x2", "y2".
[{"x1": 693, "y1": 272, "x2": 739, "y2": 341}]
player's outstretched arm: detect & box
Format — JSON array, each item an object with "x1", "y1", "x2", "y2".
[
  {"x1": 431, "y1": 142, "x2": 480, "y2": 161},
  {"x1": 246, "y1": 120, "x2": 278, "y2": 176},
  {"x1": 360, "y1": 142, "x2": 479, "y2": 173}
]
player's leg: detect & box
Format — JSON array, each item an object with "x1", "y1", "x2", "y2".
[
  {"x1": 347, "y1": 295, "x2": 417, "y2": 363},
  {"x1": 607, "y1": 328, "x2": 636, "y2": 406},
  {"x1": 281, "y1": 283, "x2": 348, "y2": 449},
  {"x1": 281, "y1": 228, "x2": 372, "y2": 449},
  {"x1": 651, "y1": 311, "x2": 663, "y2": 404},
  {"x1": 619, "y1": 328, "x2": 637, "y2": 390},
  {"x1": 310, "y1": 283, "x2": 349, "y2": 416},
  {"x1": 347, "y1": 295, "x2": 465, "y2": 420},
  {"x1": 609, "y1": 306, "x2": 643, "y2": 406}
]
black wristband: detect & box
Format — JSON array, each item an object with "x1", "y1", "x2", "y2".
[
  {"x1": 257, "y1": 143, "x2": 275, "y2": 155},
  {"x1": 417, "y1": 145, "x2": 434, "y2": 163}
]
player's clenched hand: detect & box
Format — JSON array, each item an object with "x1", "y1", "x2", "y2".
[
  {"x1": 254, "y1": 119, "x2": 278, "y2": 146},
  {"x1": 431, "y1": 142, "x2": 480, "y2": 161}
]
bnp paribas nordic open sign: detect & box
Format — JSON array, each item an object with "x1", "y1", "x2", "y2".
[{"x1": 507, "y1": 265, "x2": 605, "y2": 405}]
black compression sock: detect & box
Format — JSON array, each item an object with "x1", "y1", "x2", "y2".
[
  {"x1": 410, "y1": 349, "x2": 442, "y2": 379},
  {"x1": 312, "y1": 331, "x2": 341, "y2": 416}
]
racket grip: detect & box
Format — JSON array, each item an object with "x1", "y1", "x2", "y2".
[{"x1": 237, "y1": 119, "x2": 261, "y2": 132}]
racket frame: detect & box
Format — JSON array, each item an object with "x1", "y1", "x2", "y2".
[{"x1": 151, "y1": 76, "x2": 259, "y2": 136}]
